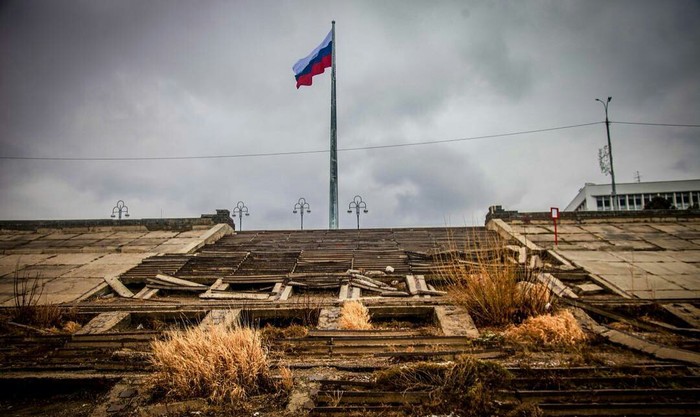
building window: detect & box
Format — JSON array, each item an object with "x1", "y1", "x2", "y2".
[
  {"x1": 692, "y1": 192, "x2": 700, "y2": 207},
  {"x1": 595, "y1": 196, "x2": 612, "y2": 211},
  {"x1": 631, "y1": 194, "x2": 642, "y2": 210},
  {"x1": 618, "y1": 195, "x2": 628, "y2": 210}
]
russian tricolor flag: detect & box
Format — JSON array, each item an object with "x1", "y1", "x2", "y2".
[{"x1": 293, "y1": 29, "x2": 333, "y2": 89}]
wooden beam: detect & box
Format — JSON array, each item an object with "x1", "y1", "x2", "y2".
[{"x1": 104, "y1": 276, "x2": 134, "y2": 298}]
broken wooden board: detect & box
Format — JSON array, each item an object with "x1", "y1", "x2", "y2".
[
  {"x1": 133, "y1": 286, "x2": 159, "y2": 300},
  {"x1": 278, "y1": 285, "x2": 293, "y2": 301},
  {"x1": 349, "y1": 280, "x2": 385, "y2": 293},
  {"x1": 405, "y1": 275, "x2": 418, "y2": 296},
  {"x1": 271, "y1": 282, "x2": 284, "y2": 295},
  {"x1": 663, "y1": 303, "x2": 700, "y2": 329},
  {"x1": 153, "y1": 273, "x2": 207, "y2": 288},
  {"x1": 75, "y1": 311, "x2": 130, "y2": 335},
  {"x1": 145, "y1": 282, "x2": 208, "y2": 292},
  {"x1": 415, "y1": 275, "x2": 429, "y2": 298},
  {"x1": 338, "y1": 284, "x2": 350, "y2": 301},
  {"x1": 200, "y1": 292, "x2": 270, "y2": 300},
  {"x1": 104, "y1": 276, "x2": 134, "y2": 298}
]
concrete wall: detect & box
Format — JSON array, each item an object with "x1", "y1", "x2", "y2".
[{"x1": 0, "y1": 209, "x2": 234, "y2": 232}]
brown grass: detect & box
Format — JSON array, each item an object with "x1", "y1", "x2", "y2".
[
  {"x1": 278, "y1": 366, "x2": 294, "y2": 392},
  {"x1": 149, "y1": 325, "x2": 276, "y2": 404},
  {"x1": 374, "y1": 356, "x2": 511, "y2": 416},
  {"x1": 9, "y1": 268, "x2": 78, "y2": 330},
  {"x1": 439, "y1": 234, "x2": 552, "y2": 326},
  {"x1": 338, "y1": 300, "x2": 372, "y2": 330},
  {"x1": 504, "y1": 309, "x2": 587, "y2": 349}
]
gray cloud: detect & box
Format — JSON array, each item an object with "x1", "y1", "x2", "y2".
[{"x1": 1, "y1": 0, "x2": 699, "y2": 227}]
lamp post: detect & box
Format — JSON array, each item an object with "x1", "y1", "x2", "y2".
[
  {"x1": 110, "y1": 200, "x2": 130, "y2": 220},
  {"x1": 347, "y1": 195, "x2": 368, "y2": 230},
  {"x1": 232, "y1": 201, "x2": 249, "y2": 231},
  {"x1": 596, "y1": 96, "x2": 618, "y2": 210},
  {"x1": 293, "y1": 198, "x2": 311, "y2": 230}
]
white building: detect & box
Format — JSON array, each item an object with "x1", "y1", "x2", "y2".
[{"x1": 565, "y1": 179, "x2": 700, "y2": 212}]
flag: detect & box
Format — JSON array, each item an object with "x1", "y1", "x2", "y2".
[{"x1": 293, "y1": 29, "x2": 333, "y2": 89}]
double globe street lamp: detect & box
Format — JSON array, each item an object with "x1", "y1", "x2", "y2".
[
  {"x1": 293, "y1": 198, "x2": 311, "y2": 230},
  {"x1": 232, "y1": 201, "x2": 250, "y2": 231},
  {"x1": 347, "y1": 195, "x2": 368, "y2": 230},
  {"x1": 110, "y1": 200, "x2": 130, "y2": 220}
]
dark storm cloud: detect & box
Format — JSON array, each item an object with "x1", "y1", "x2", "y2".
[{"x1": 1, "y1": 0, "x2": 698, "y2": 227}]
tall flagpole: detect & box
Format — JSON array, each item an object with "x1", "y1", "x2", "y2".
[{"x1": 329, "y1": 21, "x2": 339, "y2": 229}]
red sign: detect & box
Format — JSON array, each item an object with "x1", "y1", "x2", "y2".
[
  {"x1": 550, "y1": 207, "x2": 559, "y2": 219},
  {"x1": 550, "y1": 207, "x2": 559, "y2": 246}
]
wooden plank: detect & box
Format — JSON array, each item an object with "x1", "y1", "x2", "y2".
[
  {"x1": 380, "y1": 291, "x2": 409, "y2": 297},
  {"x1": 405, "y1": 275, "x2": 418, "y2": 296},
  {"x1": 145, "y1": 282, "x2": 207, "y2": 292},
  {"x1": 352, "y1": 274, "x2": 387, "y2": 288},
  {"x1": 104, "y1": 276, "x2": 134, "y2": 298},
  {"x1": 200, "y1": 292, "x2": 270, "y2": 300},
  {"x1": 211, "y1": 278, "x2": 229, "y2": 291},
  {"x1": 271, "y1": 282, "x2": 283, "y2": 295},
  {"x1": 417, "y1": 288, "x2": 446, "y2": 296},
  {"x1": 415, "y1": 275, "x2": 428, "y2": 297},
  {"x1": 338, "y1": 284, "x2": 349, "y2": 301},
  {"x1": 75, "y1": 312, "x2": 130, "y2": 335},
  {"x1": 663, "y1": 303, "x2": 700, "y2": 329},
  {"x1": 351, "y1": 287, "x2": 361, "y2": 299},
  {"x1": 350, "y1": 280, "x2": 385, "y2": 293},
  {"x1": 278, "y1": 285, "x2": 293, "y2": 301},
  {"x1": 154, "y1": 273, "x2": 206, "y2": 288},
  {"x1": 139, "y1": 288, "x2": 159, "y2": 299}
]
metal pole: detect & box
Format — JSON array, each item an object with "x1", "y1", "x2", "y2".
[
  {"x1": 329, "y1": 20, "x2": 338, "y2": 230},
  {"x1": 301, "y1": 209, "x2": 304, "y2": 230},
  {"x1": 239, "y1": 211, "x2": 243, "y2": 231},
  {"x1": 597, "y1": 97, "x2": 617, "y2": 210}
]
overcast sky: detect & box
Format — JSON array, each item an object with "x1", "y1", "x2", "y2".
[{"x1": 1, "y1": 0, "x2": 699, "y2": 229}]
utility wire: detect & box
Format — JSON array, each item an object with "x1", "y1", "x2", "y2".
[
  {"x1": 0, "y1": 121, "x2": 601, "y2": 161},
  {"x1": 1, "y1": 120, "x2": 697, "y2": 162},
  {"x1": 611, "y1": 121, "x2": 700, "y2": 128}
]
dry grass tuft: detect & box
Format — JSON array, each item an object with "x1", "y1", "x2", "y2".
[
  {"x1": 278, "y1": 366, "x2": 294, "y2": 392},
  {"x1": 260, "y1": 323, "x2": 308, "y2": 344},
  {"x1": 439, "y1": 235, "x2": 552, "y2": 326},
  {"x1": 504, "y1": 309, "x2": 587, "y2": 349},
  {"x1": 62, "y1": 321, "x2": 82, "y2": 333},
  {"x1": 11, "y1": 269, "x2": 66, "y2": 329},
  {"x1": 374, "y1": 356, "x2": 511, "y2": 416},
  {"x1": 339, "y1": 300, "x2": 372, "y2": 330},
  {"x1": 374, "y1": 362, "x2": 448, "y2": 391},
  {"x1": 149, "y1": 325, "x2": 276, "y2": 404}
]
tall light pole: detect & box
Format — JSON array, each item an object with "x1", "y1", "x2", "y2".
[
  {"x1": 232, "y1": 201, "x2": 249, "y2": 231},
  {"x1": 110, "y1": 200, "x2": 130, "y2": 220},
  {"x1": 347, "y1": 195, "x2": 368, "y2": 230},
  {"x1": 596, "y1": 96, "x2": 618, "y2": 210},
  {"x1": 293, "y1": 198, "x2": 311, "y2": 230}
]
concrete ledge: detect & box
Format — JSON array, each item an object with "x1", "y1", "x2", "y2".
[
  {"x1": 486, "y1": 219, "x2": 541, "y2": 251},
  {"x1": 0, "y1": 210, "x2": 234, "y2": 232},
  {"x1": 177, "y1": 223, "x2": 234, "y2": 254},
  {"x1": 572, "y1": 308, "x2": 700, "y2": 366},
  {"x1": 486, "y1": 207, "x2": 700, "y2": 224}
]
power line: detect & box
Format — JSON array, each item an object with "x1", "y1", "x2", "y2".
[
  {"x1": 0, "y1": 119, "x2": 697, "y2": 162},
  {"x1": 612, "y1": 121, "x2": 700, "y2": 128},
  {"x1": 0, "y1": 121, "x2": 601, "y2": 162}
]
